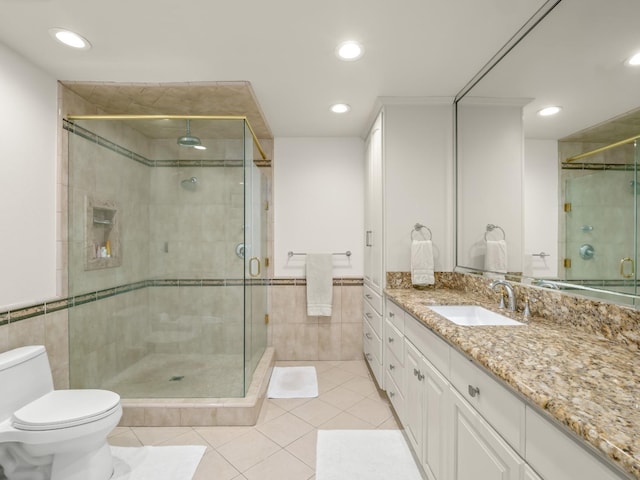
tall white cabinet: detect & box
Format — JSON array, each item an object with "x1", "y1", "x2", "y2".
[{"x1": 363, "y1": 99, "x2": 454, "y2": 387}]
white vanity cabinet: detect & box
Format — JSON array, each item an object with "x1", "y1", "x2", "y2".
[{"x1": 384, "y1": 298, "x2": 628, "y2": 480}]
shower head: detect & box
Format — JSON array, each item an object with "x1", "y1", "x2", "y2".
[{"x1": 177, "y1": 120, "x2": 202, "y2": 147}]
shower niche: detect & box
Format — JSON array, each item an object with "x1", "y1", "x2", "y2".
[{"x1": 85, "y1": 196, "x2": 121, "y2": 270}]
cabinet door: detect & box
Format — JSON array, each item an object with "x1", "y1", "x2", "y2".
[
  {"x1": 404, "y1": 339, "x2": 424, "y2": 459},
  {"x1": 423, "y1": 360, "x2": 448, "y2": 480},
  {"x1": 364, "y1": 113, "x2": 383, "y2": 291},
  {"x1": 450, "y1": 388, "x2": 524, "y2": 480}
]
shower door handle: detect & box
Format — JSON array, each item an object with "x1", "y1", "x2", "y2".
[
  {"x1": 249, "y1": 257, "x2": 261, "y2": 277},
  {"x1": 620, "y1": 257, "x2": 635, "y2": 279}
]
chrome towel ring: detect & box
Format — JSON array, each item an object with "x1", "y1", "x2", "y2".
[
  {"x1": 484, "y1": 224, "x2": 506, "y2": 241},
  {"x1": 411, "y1": 223, "x2": 432, "y2": 241}
]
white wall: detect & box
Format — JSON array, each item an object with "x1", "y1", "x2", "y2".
[
  {"x1": 523, "y1": 139, "x2": 558, "y2": 278},
  {"x1": 383, "y1": 103, "x2": 453, "y2": 272},
  {"x1": 273, "y1": 137, "x2": 364, "y2": 277},
  {"x1": 0, "y1": 42, "x2": 57, "y2": 308}
]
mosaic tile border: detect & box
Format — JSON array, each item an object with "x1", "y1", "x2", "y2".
[
  {"x1": 1, "y1": 277, "x2": 364, "y2": 325},
  {"x1": 64, "y1": 119, "x2": 265, "y2": 168}
]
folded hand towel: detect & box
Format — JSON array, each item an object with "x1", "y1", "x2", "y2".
[
  {"x1": 484, "y1": 239, "x2": 508, "y2": 275},
  {"x1": 306, "y1": 254, "x2": 333, "y2": 316},
  {"x1": 411, "y1": 240, "x2": 435, "y2": 286}
]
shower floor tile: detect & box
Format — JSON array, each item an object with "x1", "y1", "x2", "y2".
[
  {"x1": 108, "y1": 359, "x2": 400, "y2": 479},
  {"x1": 105, "y1": 353, "x2": 244, "y2": 398}
]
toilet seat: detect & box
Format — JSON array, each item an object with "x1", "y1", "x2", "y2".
[{"x1": 11, "y1": 390, "x2": 121, "y2": 431}]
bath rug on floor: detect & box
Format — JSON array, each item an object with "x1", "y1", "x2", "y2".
[
  {"x1": 267, "y1": 366, "x2": 318, "y2": 398},
  {"x1": 316, "y1": 430, "x2": 422, "y2": 480},
  {"x1": 110, "y1": 445, "x2": 206, "y2": 480}
]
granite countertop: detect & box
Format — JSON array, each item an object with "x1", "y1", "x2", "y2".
[{"x1": 385, "y1": 287, "x2": 640, "y2": 480}]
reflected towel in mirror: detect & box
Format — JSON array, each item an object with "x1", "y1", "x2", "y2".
[{"x1": 484, "y1": 239, "x2": 508, "y2": 276}]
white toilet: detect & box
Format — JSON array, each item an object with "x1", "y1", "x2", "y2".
[{"x1": 0, "y1": 345, "x2": 122, "y2": 480}]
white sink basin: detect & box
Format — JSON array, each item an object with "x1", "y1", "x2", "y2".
[{"x1": 428, "y1": 305, "x2": 523, "y2": 326}]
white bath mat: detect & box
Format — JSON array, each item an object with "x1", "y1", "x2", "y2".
[
  {"x1": 267, "y1": 366, "x2": 318, "y2": 398},
  {"x1": 110, "y1": 445, "x2": 206, "y2": 480},
  {"x1": 316, "y1": 430, "x2": 423, "y2": 480}
]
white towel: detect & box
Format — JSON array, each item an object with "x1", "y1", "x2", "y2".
[
  {"x1": 306, "y1": 254, "x2": 333, "y2": 316},
  {"x1": 411, "y1": 240, "x2": 435, "y2": 286},
  {"x1": 485, "y1": 239, "x2": 508, "y2": 275}
]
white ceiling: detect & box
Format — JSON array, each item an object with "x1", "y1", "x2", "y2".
[{"x1": 0, "y1": 0, "x2": 551, "y2": 137}]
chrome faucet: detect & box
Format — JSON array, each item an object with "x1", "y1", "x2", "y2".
[{"x1": 489, "y1": 280, "x2": 516, "y2": 311}]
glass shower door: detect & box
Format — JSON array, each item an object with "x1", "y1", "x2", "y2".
[
  {"x1": 243, "y1": 121, "x2": 268, "y2": 394},
  {"x1": 563, "y1": 142, "x2": 639, "y2": 296}
]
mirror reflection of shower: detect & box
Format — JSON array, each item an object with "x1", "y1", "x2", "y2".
[{"x1": 181, "y1": 176, "x2": 198, "y2": 191}]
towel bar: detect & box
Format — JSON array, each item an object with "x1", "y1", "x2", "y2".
[{"x1": 288, "y1": 251, "x2": 351, "y2": 258}]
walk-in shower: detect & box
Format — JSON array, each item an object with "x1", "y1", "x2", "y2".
[
  {"x1": 561, "y1": 137, "x2": 640, "y2": 299},
  {"x1": 65, "y1": 116, "x2": 268, "y2": 407}
]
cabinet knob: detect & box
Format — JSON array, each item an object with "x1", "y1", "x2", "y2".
[
  {"x1": 389, "y1": 312, "x2": 395, "y2": 317},
  {"x1": 417, "y1": 372, "x2": 425, "y2": 381},
  {"x1": 389, "y1": 364, "x2": 395, "y2": 370},
  {"x1": 365, "y1": 312, "x2": 372, "y2": 319},
  {"x1": 413, "y1": 368, "x2": 419, "y2": 377},
  {"x1": 389, "y1": 391, "x2": 395, "y2": 398},
  {"x1": 365, "y1": 353, "x2": 373, "y2": 361},
  {"x1": 388, "y1": 337, "x2": 394, "y2": 343},
  {"x1": 468, "y1": 385, "x2": 480, "y2": 397},
  {"x1": 365, "y1": 332, "x2": 372, "y2": 340},
  {"x1": 365, "y1": 294, "x2": 372, "y2": 300}
]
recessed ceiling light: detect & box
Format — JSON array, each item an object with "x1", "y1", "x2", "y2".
[
  {"x1": 48, "y1": 28, "x2": 91, "y2": 50},
  {"x1": 330, "y1": 103, "x2": 351, "y2": 114},
  {"x1": 336, "y1": 41, "x2": 364, "y2": 61},
  {"x1": 537, "y1": 106, "x2": 562, "y2": 117},
  {"x1": 625, "y1": 52, "x2": 640, "y2": 66}
]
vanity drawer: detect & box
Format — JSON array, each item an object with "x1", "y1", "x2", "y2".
[
  {"x1": 449, "y1": 348, "x2": 525, "y2": 454},
  {"x1": 364, "y1": 284, "x2": 382, "y2": 314},
  {"x1": 404, "y1": 314, "x2": 450, "y2": 377},
  {"x1": 386, "y1": 299, "x2": 405, "y2": 332},
  {"x1": 363, "y1": 319, "x2": 382, "y2": 365},
  {"x1": 384, "y1": 318, "x2": 404, "y2": 365},
  {"x1": 384, "y1": 369, "x2": 404, "y2": 420},
  {"x1": 364, "y1": 301, "x2": 382, "y2": 338}
]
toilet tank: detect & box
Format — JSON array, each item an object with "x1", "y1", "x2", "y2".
[{"x1": 0, "y1": 346, "x2": 54, "y2": 421}]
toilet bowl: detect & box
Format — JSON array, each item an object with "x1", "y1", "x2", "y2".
[{"x1": 0, "y1": 346, "x2": 122, "y2": 480}]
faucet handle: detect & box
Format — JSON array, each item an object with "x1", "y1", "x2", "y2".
[
  {"x1": 523, "y1": 297, "x2": 531, "y2": 318},
  {"x1": 498, "y1": 294, "x2": 505, "y2": 309}
]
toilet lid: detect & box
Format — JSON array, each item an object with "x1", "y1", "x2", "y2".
[{"x1": 12, "y1": 389, "x2": 121, "y2": 431}]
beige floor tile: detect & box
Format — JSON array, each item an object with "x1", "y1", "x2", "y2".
[
  {"x1": 285, "y1": 430, "x2": 318, "y2": 468},
  {"x1": 193, "y1": 449, "x2": 240, "y2": 480},
  {"x1": 290, "y1": 398, "x2": 341, "y2": 427},
  {"x1": 217, "y1": 430, "x2": 281, "y2": 472},
  {"x1": 318, "y1": 385, "x2": 366, "y2": 410},
  {"x1": 256, "y1": 399, "x2": 287, "y2": 424},
  {"x1": 243, "y1": 449, "x2": 314, "y2": 480},
  {"x1": 268, "y1": 396, "x2": 313, "y2": 412},
  {"x1": 338, "y1": 360, "x2": 370, "y2": 377},
  {"x1": 158, "y1": 429, "x2": 211, "y2": 447},
  {"x1": 346, "y1": 397, "x2": 394, "y2": 426},
  {"x1": 130, "y1": 426, "x2": 193, "y2": 445},
  {"x1": 107, "y1": 428, "x2": 143, "y2": 447},
  {"x1": 195, "y1": 425, "x2": 254, "y2": 448},
  {"x1": 316, "y1": 366, "x2": 356, "y2": 386},
  {"x1": 317, "y1": 411, "x2": 377, "y2": 430},
  {"x1": 256, "y1": 412, "x2": 314, "y2": 447},
  {"x1": 378, "y1": 415, "x2": 402, "y2": 429},
  {"x1": 342, "y1": 375, "x2": 380, "y2": 396}
]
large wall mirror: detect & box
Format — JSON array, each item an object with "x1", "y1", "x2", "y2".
[{"x1": 456, "y1": 0, "x2": 640, "y2": 305}]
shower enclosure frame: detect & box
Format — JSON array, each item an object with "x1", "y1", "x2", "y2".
[{"x1": 65, "y1": 114, "x2": 269, "y2": 403}]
